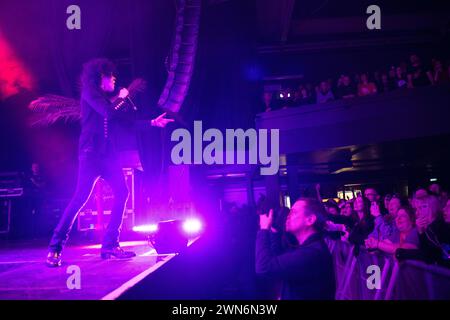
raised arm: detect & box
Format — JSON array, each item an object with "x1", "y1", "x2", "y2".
[{"x1": 82, "y1": 88, "x2": 129, "y2": 119}]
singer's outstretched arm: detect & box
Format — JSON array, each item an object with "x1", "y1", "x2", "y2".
[{"x1": 134, "y1": 112, "x2": 174, "y2": 130}]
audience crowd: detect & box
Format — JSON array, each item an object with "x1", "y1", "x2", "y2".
[
  {"x1": 223, "y1": 181, "x2": 450, "y2": 299},
  {"x1": 261, "y1": 53, "x2": 450, "y2": 112},
  {"x1": 308, "y1": 183, "x2": 450, "y2": 268}
]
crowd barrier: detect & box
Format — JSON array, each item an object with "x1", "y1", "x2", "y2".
[{"x1": 327, "y1": 240, "x2": 450, "y2": 300}]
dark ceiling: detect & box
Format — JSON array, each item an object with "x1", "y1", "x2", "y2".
[
  {"x1": 291, "y1": 0, "x2": 448, "y2": 19},
  {"x1": 252, "y1": 0, "x2": 450, "y2": 47}
]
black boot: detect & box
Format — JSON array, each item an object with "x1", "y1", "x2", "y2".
[
  {"x1": 101, "y1": 246, "x2": 136, "y2": 260},
  {"x1": 46, "y1": 251, "x2": 62, "y2": 267}
]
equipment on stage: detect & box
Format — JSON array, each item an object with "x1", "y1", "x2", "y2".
[
  {"x1": 149, "y1": 220, "x2": 189, "y2": 254},
  {"x1": 0, "y1": 188, "x2": 23, "y2": 198},
  {"x1": 0, "y1": 172, "x2": 25, "y2": 234},
  {"x1": 0, "y1": 172, "x2": 24, "y2": 198},
  {"x1": 77, "y1": 167, "x2": 139, "y2": 232}
]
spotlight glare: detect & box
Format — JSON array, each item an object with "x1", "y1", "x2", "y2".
[
  {"x1": 183, "y1": 218, "x2": 202, "y2": 234},
  {"x1": 132, "y1": 224, "x2": 158, "y2": 233}
]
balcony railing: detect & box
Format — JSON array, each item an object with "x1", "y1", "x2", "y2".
[{"x1": 256, "y1": 84, "x2": 450, "y2": 154}]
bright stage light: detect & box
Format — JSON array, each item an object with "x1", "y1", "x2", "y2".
[
  {"x1": 182, "y1": 218, "x2": 202, "y2": 234},
  {"x1": 132, "y1": 224, "x2": 158, "y2": 233},
  {"x1": 142, "y1": 218, "x2": 203, "y2": 254}
]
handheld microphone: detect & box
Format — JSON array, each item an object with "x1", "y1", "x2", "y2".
[
  {"x1": 118, "y1": 87, "x2": 138, "y2": 111},
  {"x1": 126, "y1": 96, "x2": 138, "y2": 111}
]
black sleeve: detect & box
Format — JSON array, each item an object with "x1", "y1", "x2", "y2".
[
  {"x1": 270, "y1": 231, "x2": 283, "y2": 255},
  {"x1": 82, "y1": 89, "x2": 122, "y2": 120},
  {"x1": 133, "y1": 119, "x2": 153, "y2": 131},
  {"x1": 419, "y1": 224, "x2": 447, "y2": 263},
  {"x1": 419, "y1": 231, "x2": 439, "y2": 262},
  {"x1": 348, "y1": 218, "x2": 374, "y2": 246},
  {"x1": 255, "y1": 230, "x2": 316, "y2": 280}
]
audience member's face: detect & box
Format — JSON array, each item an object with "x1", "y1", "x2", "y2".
[
  {"x1": 301, "y1": 88, "x2": 308, "y2": 97},
  {"x1": 429, "y1": 183, "x2": 441, "y2": 195},
  {"x1": 443, "y1": 200, "x2": 450, "y2": 224},
  {"x1": 396, "y1": 67, "x2": 403, "y2": 77},
  {"x1": 364, "y1": 188, "x2": 379, "y2": 202},
  {"x1": 320, "y1": 81, "x2": 329, "y2": 93},
  {"x1": 381, "y1": 74, "x2": 388, "y2": 84},
  {"x1": 101, "y1": 74, "x2": 116, "y2": 92},
  {"x1": 353, "y1": 196, "x2": 364, "y2": 212},
  {"x1": 327, "y1": 207, "x2": 339, "y2": 216},
  {"x1": 384, "y1": 196, "x2": 391, "y2": 210},
  {"x1": 395, "y1": 209, "x2": 413, "y2": 233},
  {"x1": 415, "y1": 197, "x2": 438, "y2": 224},
  {"x1": 342, "y1": 203, "x2": 353, "y2": 216},
  {"x1": 415, "y1": 189, "x2": 428, "y2": 199},
  {"x1": 388, "y1": 197, "x2": 401, "y2": 218},
  {"x1": 343, "y1": 76, "x2": 350, "y2": 86},
  {"x1": 286, "y1": 201, "x2": 314, "y2": 234}
]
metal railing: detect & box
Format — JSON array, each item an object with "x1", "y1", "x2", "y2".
[{"x1": 326, "y1": 240, "x2": 450, "y2": 300}]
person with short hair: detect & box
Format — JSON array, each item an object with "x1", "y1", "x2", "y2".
[
  {"x1": 365, "y1": 206, "x2": 419, "y2": 254},
  {"x1": 406, "y1": 54, "x2": 433, "y2": 88},
  {"x1": 368, "y1": 196, "x2": 403, "y2": 241},
  {"x1": 315, "y1": 81, "x2": 335, "y2": 104},
  {"x1": 364, "y1": 187, "x2": 379, "y2": 203},
  {"x1": 255, "y1": 199, "x2": 336, "y2": 300},
  {"x1": 336, "y1": 75, "x2": 357, "y2": 99},
  {"x1": 416, "y1": 196, "x2": 450, "y2": 267}
]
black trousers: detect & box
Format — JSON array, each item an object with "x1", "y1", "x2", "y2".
[{"x1": 49, "y1": 151, "x2": 129, "y2": 252}]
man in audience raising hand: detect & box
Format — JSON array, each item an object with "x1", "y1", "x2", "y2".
[{"x1": 255, "y1": 199, "x2": 336, "y2": 300}]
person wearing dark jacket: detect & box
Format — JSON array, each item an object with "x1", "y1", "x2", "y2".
[
  {"x1": 46, "y1": 58, "x2": 173, "y2": 267},
  {"x1": 348, "y1": 196, "x2": 375, "y2": 256},
  {"x1": 417, "y1": 198, "x2": 450, "y2": 267},
  {"x1": 256, "y1": 198, "x2": 336, "y2": 300}
]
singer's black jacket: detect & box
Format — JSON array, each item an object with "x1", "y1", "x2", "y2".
[
  {"x1": 256, "y1": 230, "x2": 336, "y2": 300},
  {"x1": 79, "y1": 87, "x2": 152, "y2": 158}
]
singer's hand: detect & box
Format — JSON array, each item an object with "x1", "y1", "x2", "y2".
[
  {"x1": 118, "y1": 88, "x2": 129, "y2": 99},
  {"x1": 151, "y1": 112, "x2": 174, "y2": 128}
]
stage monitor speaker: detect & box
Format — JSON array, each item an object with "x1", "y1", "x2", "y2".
[{"x1": 150, "y1": 220, "x2": 188, "y2": 254}]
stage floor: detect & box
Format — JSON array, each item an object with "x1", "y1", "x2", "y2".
[{"x1": 0, "y1": 237, "x2": 196, "y2": 300}]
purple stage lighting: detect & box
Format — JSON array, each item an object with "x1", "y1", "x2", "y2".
[
  {"x1": 182, "y1": 218, "x2": 202, "y2": 235},
  {"x1": 132, "y1": 224, "x2": 158, "y2": 233}
]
